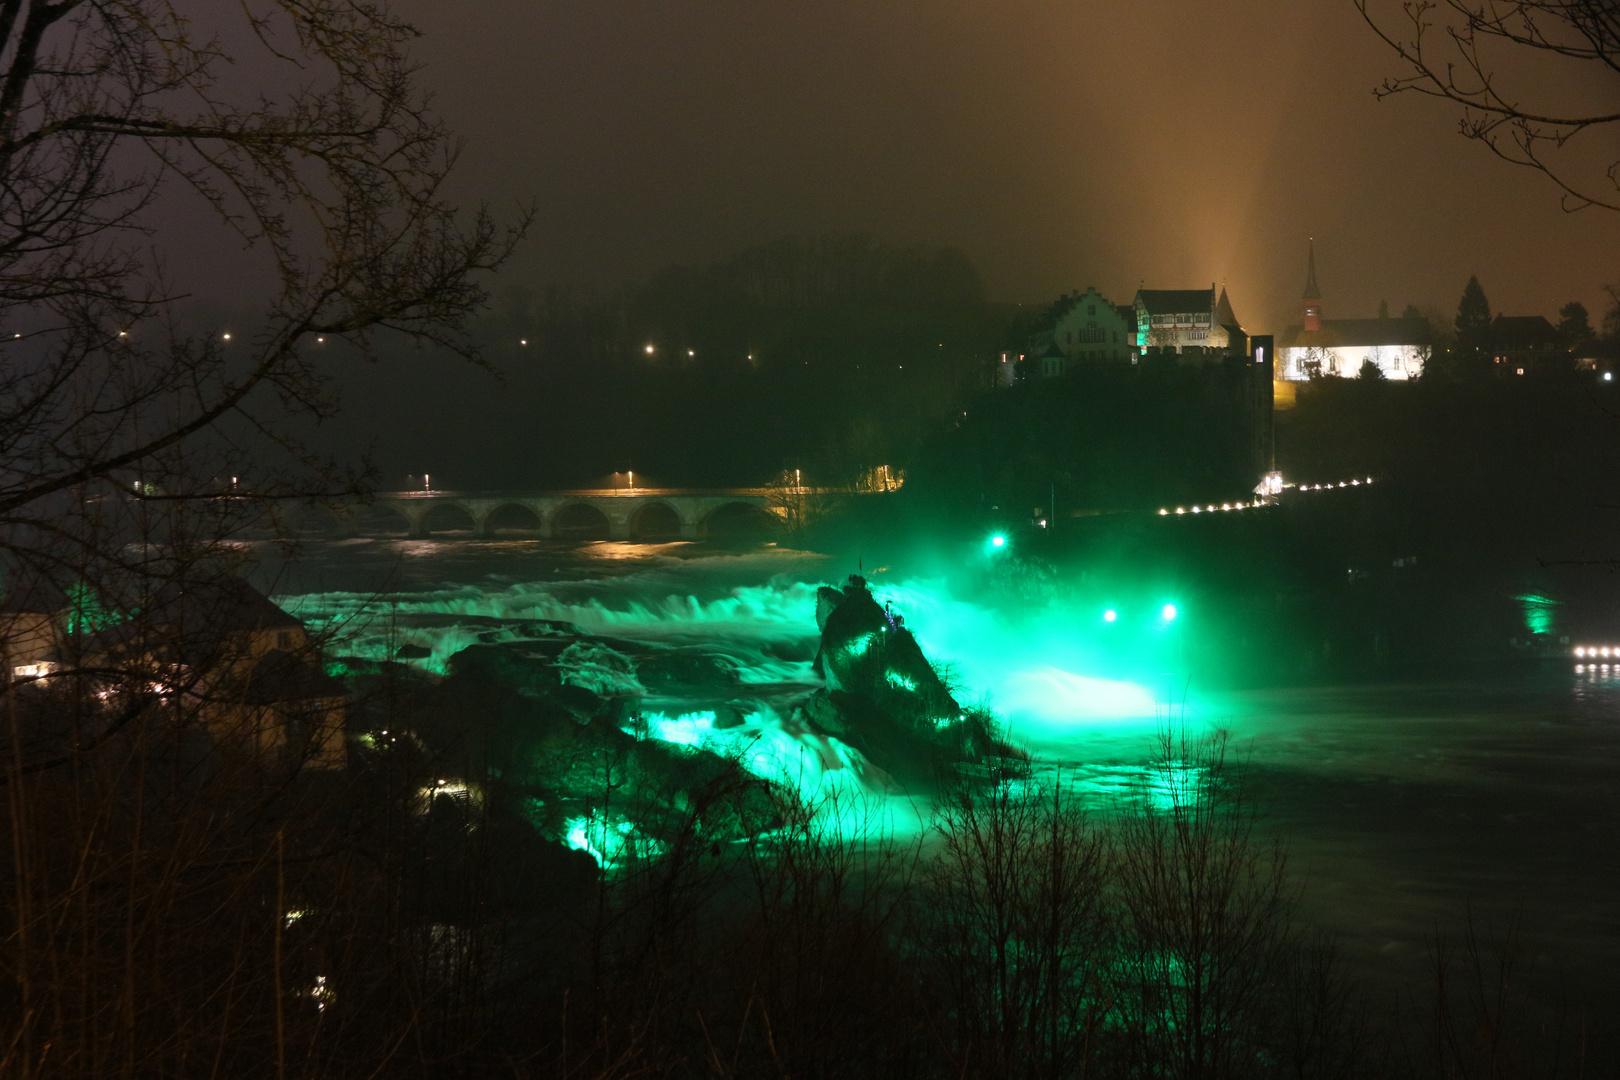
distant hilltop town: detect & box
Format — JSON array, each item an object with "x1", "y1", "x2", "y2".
[{"x1": 999, "y1": 242, "x2": 1604, "y2": 401}]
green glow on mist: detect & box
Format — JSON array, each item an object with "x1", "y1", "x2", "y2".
[
  {"x1": 1516, "y1": 594, "x2": 1557, "y2": 636},
  {"x1": 565, "y1": 811, "x2": 664, "y2": 870},
  {"x1": 62, "y1": 583, "x2": 129, "y2": 637}
]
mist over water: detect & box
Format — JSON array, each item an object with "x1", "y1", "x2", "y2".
[{"x1": 266, "y1": 539, "x2": 1620, "y2": 1016}]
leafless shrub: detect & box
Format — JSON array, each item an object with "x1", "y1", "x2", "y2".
[
  {"x1": 1109, "y1": 729, "x2": 1301, "y2": 1080},
  {"x1": 918, "y1": 775, "x2": 1113, "y2": 1080}
]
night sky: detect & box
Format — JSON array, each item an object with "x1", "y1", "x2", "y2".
[{"x1": 383, "y1": 0, "x2": 1619, "y2": 329}]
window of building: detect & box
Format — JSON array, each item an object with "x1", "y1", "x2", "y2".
[{"x1": 277, "y1": 631, "x2": 293, "y2": 650}]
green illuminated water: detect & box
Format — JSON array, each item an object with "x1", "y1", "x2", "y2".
[{"x1": 266, "y1": 538, "x2": 1620, "y2": 1014}]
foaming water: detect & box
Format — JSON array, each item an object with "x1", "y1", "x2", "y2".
[{"x1": 278, "y1": 552, "x2": 1165, "y2": 740}]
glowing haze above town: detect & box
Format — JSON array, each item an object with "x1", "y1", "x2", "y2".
[{"x1": 347, "y1": 0, "x2": 1620, "y2": 327}]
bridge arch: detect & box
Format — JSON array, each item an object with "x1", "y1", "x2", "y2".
[
  {"x1": 701, "y1": 501, "x2": 781, "y2": 541},
  {"x1": 482, "y1": 502, "x2": 544, "y2": 536},
  {"x1": 630, "y1": 500, "x2": 684, "y2": 541},
  {"x1": 416, "y1": 502, "x2": 477, "y2": 536},
  {"x1": 553, "y1": 501, "x2": 611, "y2": 541}
]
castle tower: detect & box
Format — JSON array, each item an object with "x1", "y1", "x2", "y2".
[{"x1": 1302, "y1": 239, "x2": 1322, "y2": 332}]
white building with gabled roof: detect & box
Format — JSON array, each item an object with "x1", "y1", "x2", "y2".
[{"x1": 1277, "y1": 242, "x2": 1431, "y2": 380}]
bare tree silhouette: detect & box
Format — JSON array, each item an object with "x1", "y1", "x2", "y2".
[{"x1": 1358, "y1": 0, "x2": 1620, "y2": 211}]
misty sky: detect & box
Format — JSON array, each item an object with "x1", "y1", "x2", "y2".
[{"x1": 387, "y1": 0, "x2": 1619, "y2": 332}]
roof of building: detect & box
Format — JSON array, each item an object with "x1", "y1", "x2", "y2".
[
  {"x1": 1279, "y1": 316, "x2": 1432, "y2": 349},
  {"x1": 0, "y1": 576, "x2": 67, "y2": 616},
  {"x1": 1214, "y1": 287, "x2": 1240, "y2": 329},
  {"x1": 161, "y1": 575, "x2": 303, "y2": 635},
  {"x1": 1491, "y1": 314, "x2": 1559, "y2": 347},
  {"x1": 78, "y1": 574, "x2": 302, "y2": 662},
  {"x1": 1135, "y1": 288, "x2": 1213, "y2": 315},
  {"x1": 1303, "y1": 240, "x2": 1321, "y2": 301},
  {"x1": 1052, "y1": 288, "x2": 1126, "y2": 324}
]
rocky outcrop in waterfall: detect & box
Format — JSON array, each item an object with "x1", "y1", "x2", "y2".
[{"x1": 797, "y1": 575, "x2": 1023, "y2": 785}]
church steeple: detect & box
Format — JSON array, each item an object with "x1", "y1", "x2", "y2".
[{"x1": 1302, "y1": 238, "x2": 1322, "y2": 332}]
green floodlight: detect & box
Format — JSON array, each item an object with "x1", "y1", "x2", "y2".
[
  {"x1": 1161, "y1": 603, "x2": 1178, "y2": 622},
  {"x1": 988, "y1": 534, "x2": 1006, "y2": 550},
  {"x1": 1103, "y1": 608, "x2": 1118, "y2": 623}
]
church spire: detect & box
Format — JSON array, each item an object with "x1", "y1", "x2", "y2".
[{"x1": 1302, "y1": 238, "x2": 1322, "y2": 332}]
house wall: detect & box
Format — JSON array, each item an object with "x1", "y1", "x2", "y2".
[
  {"x1": 1051, "y1": 288, "x2": 1130, "y2": 363},
  {"x1": 1279, "y1": 343, "x2": 1427, "y2": 381},
  {"x1": 2, "y1": 612, "x2": 57, "y2": 679},
  {"x1": 1134, "y1": 296, "x2": 1231, "y2": 353}
]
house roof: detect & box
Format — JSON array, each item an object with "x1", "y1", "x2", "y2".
[
  {"x1": 1279, "y1": 317, "x2": 1432, "y2": 349},
  {"x1": 79, "y1": 574, "x2": 301, "y2": 661},
  {"x1": 1491, "y1": 314, "x2": 1558, "y2": 347},
  {"x1": 1135, "y1": 288, "x2": 1213, "y2": 316},
  {"x1": 0, "y1": 576, "x2": 67, "y2": 616},
  {"x1": 168, "y1": 576, "x2": 302, "y2": 634},
  {"x1": 1214, "y1": 287, "x2": 1240, "y2": 329}
]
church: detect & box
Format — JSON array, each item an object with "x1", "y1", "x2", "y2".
[{"x1": 1277, "y1": 242, "x2": 1431, "y2": 380}]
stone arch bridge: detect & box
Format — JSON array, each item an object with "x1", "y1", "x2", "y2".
[{"x1": 332, "y1": 489, "x2": 790, "y2": 541}]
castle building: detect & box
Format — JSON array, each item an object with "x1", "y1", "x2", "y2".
[
  {"x1": 1025, "y1": 287, "x2": 1134, "y2": 378},
  {"x1": 1277, "y1": 241, "x2": 1431, "y2": 380},
  {"x1": 1133, "y1": 285, "x2": 1244, "y2": 356},
  {"x1": 1049, "y1": 287, "x2": 1132, "y2": 365}
]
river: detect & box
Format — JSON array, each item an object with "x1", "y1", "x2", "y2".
[{"x1": 260, "y1": 536, "x2": 1620, "y2": 1027}]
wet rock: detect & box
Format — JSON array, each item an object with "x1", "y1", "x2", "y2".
[
  {"x1": 811, "y1": 575, "x2": 1025, "y2": 785},
  {"x1": 557, "y1": 641, "x2": 644, "y2": 699},
  {"x1": 554, "y1": 683, "x2": 606, "y2": 723},
  {"x1": 635, "y1": 650, "x2": 741, "y2": 694},
  {"x1": 712, "y1": 702, "x2": 748, "y2": 729}
]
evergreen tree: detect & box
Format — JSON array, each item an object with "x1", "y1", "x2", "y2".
[
  {"x1": 1378, "y1": 299, "x2": 1390, "y2": 319},
  {"x1": 1402, "y1": 303, "x2": 1423, "y2": 320},
  {"x1": 1557, "y1": 301, "x2": 1594, "y2": 351},
  {"x1": 1455, "y1": 276, "x2": 1492, "y2": 347}
]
